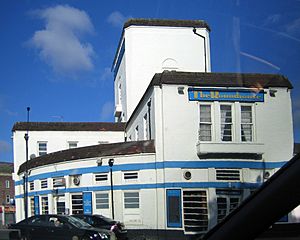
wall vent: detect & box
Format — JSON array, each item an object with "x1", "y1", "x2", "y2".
[{"x1": 216, "y1": 169, "x2": 240, "y2": 181}]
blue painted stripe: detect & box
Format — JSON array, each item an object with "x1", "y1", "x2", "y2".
[
  {"x1": 113, "y1": 41, "x2": 125, "y2": 79},
  {"x1": 15, "y1": 181, "x2": 261, "y2": 199},
  {"x1": 15, "y1": 160, "x2": 287, "y2": 186}
]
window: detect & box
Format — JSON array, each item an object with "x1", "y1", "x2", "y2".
[
  {"x1": 241, "y1": 105, "x2": 253, "y2": 142},
  {"x1": 143, "y1": 113, "x2": 148, "y2": 140},
  {"x1": 6, "y1": 195, "x2": 10, "y2": 204},
  {"x1": 123, "y1": 171, "x2": 138, "y2": 180},
  {"x1": 220, "y1": 105, "x2": 233, "y2": 141},
  {"x1": 53, "y1": 177, "x2": 65, "y2": 188},
  {"x1": 56, "y1": 195, "x2": 65, "y2": 215},
  {"x1": 183, "y1": 190, "x2": 208, "y2": 233},
  {"x1": 118, "y1": 82, "x2": 122, "y2": 104},
  {"x1": 71, "y1": 194, "x2": 83, "y2": 214},
  {"x1": 41, "y1": 179, "x2": 48, "y2": 189},
  {"x1": 199, "y1": 105, "x2": 212, "y2": 141},
  {"x1": 124, "y1": 192, "x2": 139, "y2": 209},
  {"x1": 167, "y1": 189, "x2": 182, "y2": 228},
  {"x1": 29, "y1": 181, "x2": 34, "y2": 191},
  {"x1": 95, "y1": 173, "x2": 108, "y2": 182},
  {"x1": 38, "y1": 142, "x2": 47, "y2": 156},
  {"x1": 30, "y1": 197, "x2": 35, "y2": 216},
  {"x1": 216, "y1": 189, "x2": 242, "y2": 223},
  {"x1": 41, "y1": 196, "x2": 49, "y2": 214},
  {"x1": 5, "y1": 180, "x2": 10, "y2": 188},
  {"x1": 135, "y1": 126, "x2": 139, "y2": 141},
  {"x1": 68, "y1": 142, "x2": 78, "y2": 149},
  {"x1": 95, "y1": 193, "x2": 109, "y2": 209}
]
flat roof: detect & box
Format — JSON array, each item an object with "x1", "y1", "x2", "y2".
[
  {"x1": 12, "y1": 122, "x2": 126, "y2": 132},
  {"x1": 18, "y1": 140, "x2": 155, "y2": 174},
  {"x1": 123, "y1": 18, "x2": 210, "y2": 31}
]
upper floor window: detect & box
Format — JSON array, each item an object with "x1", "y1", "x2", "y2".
[
  {"x1": 199, "y1": 105, "x2": 212, "y2": 141},
  {"x1": 5, "y1": 180, "x2": 10, "y2": 188},
  {"x1": 143, "y1": 113, "x2": 148, "y2": 140},
  {"x1": 68, "y1": 141, "x2": 78, "y2": 149},
  {"x1": 38, "y1": 142, "x2": 47, "y2": 156},
  {"x1": 241, "y1": 106, "x2": 253, "y2": 142},
  {"x1": 135, "y1": 126, "x2": 139, "y2": 141},
  {"x1": 52, "y1": 177, "x2": 65, "y2": 188},
  {"x1": 220, "y1": 105, "x2": 233, "y2": 141},
  {"x1": 123, "y1": 171, "x2": 138, "y2": 180}
]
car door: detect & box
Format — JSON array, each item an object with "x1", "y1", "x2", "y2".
[{"x1": 25, "y1": 215, "x2": 49, "y2": 240}]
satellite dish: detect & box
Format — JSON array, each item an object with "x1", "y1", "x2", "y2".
[{"x1": 30, "y1": 154, "x2": 36, "y2": 159}]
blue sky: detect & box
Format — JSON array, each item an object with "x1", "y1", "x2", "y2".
[{"x1": 0, "y1": 0, "x2": 300, "y2": 162}]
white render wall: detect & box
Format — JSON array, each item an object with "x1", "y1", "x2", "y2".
[
  {"x1": 13, "y1": 130, "x2": 125, "y2": 174},
  {"x1": 115, "y1": 26, "x2": 211, "y2": 121}
]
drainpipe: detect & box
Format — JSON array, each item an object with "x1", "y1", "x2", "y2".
[
  {"x1": 147, "y1": 100, "x2": 152, "y2": 140},
  {"x1": 193, "y1": 28, "x2": 207, "y2": 72}
]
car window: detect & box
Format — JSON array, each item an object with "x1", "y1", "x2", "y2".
[{"x1": 28, "y1": 216, "x2": 48, "y2": 226}]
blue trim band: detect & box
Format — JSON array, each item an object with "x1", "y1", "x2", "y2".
[
  {"x1": 15, "y1": 181, "x2": 261, "y2": 199},
  {"x1": 113, "y1": 41, "x2": 125, "y2": 79},
  {"x1": 15, "y1": 160, "x2": 287, "y2": 186}
]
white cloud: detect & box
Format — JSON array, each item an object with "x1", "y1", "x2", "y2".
[
  {"x1": 100, "y1": 101, "x2": 114, "y2": 121},
  {"x1": 29, "y1": 5, "x2": 95, "y2": 75},
  {"x1": 0, "y1": 140, "x2": 11, "y2": 153},
  {"x1": 100, "y1": 67, "x2": 112, "y2": 81},
  {"x1": 263, "y1": 14, "x2": 281, "y2": 27},
  {"x1": 107, "y1": 11, "x2": 129, "y2": 28},
  {"x1": 286, "y1": 18, "x2": 300, "y2": 36}
]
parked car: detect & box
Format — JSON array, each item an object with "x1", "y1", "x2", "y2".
[
  {"x1": 73, "y1": 214, "x2": 127, "y2": 240},
  {"x1": 8, "y1": 214, "x2": 110, "y2": 240}
]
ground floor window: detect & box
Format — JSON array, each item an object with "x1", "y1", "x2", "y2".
[
  {"x1": 124, "y1": 192, "x2": 139, "y2": 209},
  {"x1": 41, "y1": 196, "x2": 49, "y2": 214},
  {"x1": 216, "y1": 189, "x2": 242, "y2": 223},
  {"x1": 95, "y1": 192, "x2": 109, "y2": 209},
  {"x1": 183, "y1": 190, "x2": 208, "y2": 233},
  {"x1": 166, "y1": 189, "x2": 182, "y2": 228},
  {"x1": 56, "y1": 195, "x2": 65, "y2": 215},
  {"x1": 72, "y1": 194, "x2": 83, "y2": 214},
  {"x1": 30, "y1": 197, "x2": 35, "y2": 216}
]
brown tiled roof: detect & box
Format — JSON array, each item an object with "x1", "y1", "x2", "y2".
[
  {"x1": 151, "y1": 71, "x2": 293, "y2": 88},
  {"x1": 12, "y1": 122, "x2": 126, "y2": 132},
  {"x1": 18, "y1": 140, "x2": 155, "y2": 174},
  {"x1": 124, "y1": 18, "x2": 211, "y2": 31}
]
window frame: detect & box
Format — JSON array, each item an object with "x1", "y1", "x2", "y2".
[
  {"x1": 5, "y1": 180, "x2": 10, "y2": 189},
  {"x1": 38, "y1": 142, "x2": 47, "y2": 156},
  {"x1": 240, "y1": 104, "x2": 254, "y2": 142},
  {"x1": 199, "y1": 104, "x2": 213, "y2": 141},
  {"x1": 220, "y1": 104, "x2": 234, "y2": 142},
  {"x1": 124, "y1": 191, "x2": 140, "y2": 209},
  {"x1": 95, "y1": 192, "x2": 109, "y2": 209}
]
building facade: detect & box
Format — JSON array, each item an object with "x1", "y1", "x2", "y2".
[
  {"x1": 0, "y1": 162, "x2": 15, "y2": 226},
  {"x1": 12, "y1": 19, "x2": 295, "y2": 239}
]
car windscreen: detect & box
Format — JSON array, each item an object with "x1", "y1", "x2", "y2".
[{"x1": 66, "y1": 216, "x2": 92, "y2": 228}]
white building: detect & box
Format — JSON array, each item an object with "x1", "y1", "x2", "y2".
[{"x1": 13, "y1": 19, "x2": 295, "y2": 239}]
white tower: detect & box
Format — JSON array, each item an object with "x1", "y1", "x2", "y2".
[{"x1": 112, "y1": 19, "x2": 211, "y2": 122}]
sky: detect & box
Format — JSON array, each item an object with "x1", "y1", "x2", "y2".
[{"x1": 0, "y1": 0, "x2": 300, "y2": 162}]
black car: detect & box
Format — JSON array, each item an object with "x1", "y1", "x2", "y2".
[
  {"x1": 9, "y1": 215, "x2": 110, "y2": 240},
  {"x1": 73, "y1": 215, "x2": 127, "y2": 240}
]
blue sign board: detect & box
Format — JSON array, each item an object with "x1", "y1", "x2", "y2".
[
  {"x1": 34, "y1": 196, "x2": 40, "y2": 215},
  {"x1": 188, "y1": 88, "x2": 264, "y2": 102},
  {"x1": 83, "y1": 192, "x2": 92, "y2": 214}
]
